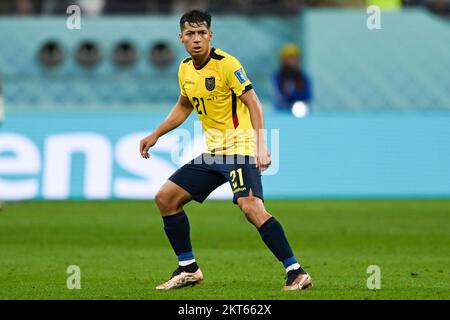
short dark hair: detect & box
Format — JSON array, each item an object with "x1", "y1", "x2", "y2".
[{"x1": 180, "y1": 10, "x2": 211, "y2": 30}]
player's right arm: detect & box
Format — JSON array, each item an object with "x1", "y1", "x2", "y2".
[{"x1": 139, "y1": 94, "x2": 193, "y2": 159}]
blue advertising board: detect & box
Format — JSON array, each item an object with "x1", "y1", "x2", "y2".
[{"x1": 1, "y1": 112, "x2": 449, "y2": 200}]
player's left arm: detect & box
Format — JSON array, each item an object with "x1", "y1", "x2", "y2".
[{"x1": 240, "y1": 90, "x2": 271, "y2": 171}]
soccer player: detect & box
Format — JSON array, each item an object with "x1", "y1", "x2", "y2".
[{"x1": 139, "y1": 10, "x2": 313, "y2": 291}]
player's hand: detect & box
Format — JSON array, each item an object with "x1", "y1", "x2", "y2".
[
  {"x1": 255, "y1": 145, "x2": 271, "y2": 172},
  {"x1": 139, "y1": 133, "x2": 158, "y2": 159}
]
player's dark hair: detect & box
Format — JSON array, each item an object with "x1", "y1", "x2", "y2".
[{"x1": 180, "y1": 10, "x2": 211, "y2": 30}]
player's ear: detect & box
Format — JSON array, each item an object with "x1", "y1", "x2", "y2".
[{"x1": 179, "y1": 33, "x2": 183, "y2": 43}]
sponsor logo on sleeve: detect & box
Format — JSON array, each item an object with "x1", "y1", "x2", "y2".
[{"x1": 234, "y1": 68, "x2": 247, "y2": 84}]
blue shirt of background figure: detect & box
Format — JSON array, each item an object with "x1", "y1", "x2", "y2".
[{"x1": 272, "y1": 69, "x2": 312, "y2": 111}]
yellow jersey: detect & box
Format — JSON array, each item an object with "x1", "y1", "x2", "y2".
[{"x1": 178, "y1": 48, "x2": 255, "y2": 156}]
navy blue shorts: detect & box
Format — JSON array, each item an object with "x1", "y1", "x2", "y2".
[{"x1": 169, "y1": 153, "x2": 264, "y2": 204}]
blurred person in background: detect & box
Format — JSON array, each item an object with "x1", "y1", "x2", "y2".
[
  {"x1": 425, "y1": 0, "x2": 450, "y2": 15},
  {"x1": 76, "y1": 0, "x2": 106, "y2": 16},
  {"x1": 172, "y1": 0, "x2": 208, "y2": 14},
  {"x1": 272, "y1": 44, "x2": 312, "y2": 115},
  {"x1": 14, "y1": 0, "x2": 40, "y2": 15},
  {"x1": 15, "y1": 0, "x2": 33, "y2": 15}
]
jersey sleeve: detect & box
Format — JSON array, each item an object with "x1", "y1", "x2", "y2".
[
  {"x1": 178, "y1": 62, "x2": 188, "y2": 97},
  {"x1": 223, "y1": 56, "x2": 253, "y2": 97}
]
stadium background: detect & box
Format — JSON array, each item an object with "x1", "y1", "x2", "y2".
[{"x1": 0, "y1": 0, "x2": 449, "y2": 300}]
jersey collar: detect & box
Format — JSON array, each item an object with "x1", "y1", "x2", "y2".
[{"x1": 193, "y1": 47, "x2": 217, "y2": 70}]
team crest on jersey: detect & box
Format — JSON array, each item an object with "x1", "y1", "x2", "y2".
[{"x1": 205, "y1": 76, "x2": 215, "y2": 91}]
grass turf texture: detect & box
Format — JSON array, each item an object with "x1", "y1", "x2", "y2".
[{"x1": 0, "y1": 199, "x2": 449, "y2": 300}]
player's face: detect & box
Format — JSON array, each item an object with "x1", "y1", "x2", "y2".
[{"x1": 179, "y1": 22, "x2": 212, "y2": 58}]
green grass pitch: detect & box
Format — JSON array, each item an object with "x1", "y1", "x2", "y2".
[{"x1": 0, "y1": 199, "x2": 449, "y2": 300}]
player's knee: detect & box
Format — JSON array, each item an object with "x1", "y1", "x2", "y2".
[
  {"x1": 238, "y1": 196, "x2": 270, "y2": 227},
  {"x1": 154, "y1": 191, "x2": 166, "y2": 211},
  {"x1": 155, "y1": 190, "x2": 175, "y2": 214},
  {"x1": 239, "y1": 201, "x2": 253, "y2": 217},
  {"x1": 238, "y1": 197, "x2": 261, "y2": 219}
]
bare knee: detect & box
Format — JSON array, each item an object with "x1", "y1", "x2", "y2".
[
  {"x1": 238, "y1": 199, "x2": 257, "y2": 220},
  {"x1": 154, "y1": 181, "x2": 192, "y2": 216},
  {"x1": 155, "y1": 189, "x2": 181, "y2": 216},
  {"x1": 238, "y1": 196, "x2": 271, "y2": 228}
]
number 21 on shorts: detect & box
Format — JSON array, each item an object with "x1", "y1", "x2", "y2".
[{"x1": 230, "y1": 168, "x2": 244, "y2": 189}]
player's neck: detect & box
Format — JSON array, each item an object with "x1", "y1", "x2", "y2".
[{"x1": 192, "y1": 47, "x2": 212, "y2": 70}]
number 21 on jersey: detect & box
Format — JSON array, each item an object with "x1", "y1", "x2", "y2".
[{"x1": 193, "y1": 97, "x2": 207, "y2": 115}]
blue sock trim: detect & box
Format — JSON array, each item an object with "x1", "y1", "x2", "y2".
[
  {"x1": 178, "y1": 251, "x2": 195, "y2": 262},
  {"x1": 283, "y1": 256, "x2": 297, "y2": 268}
]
